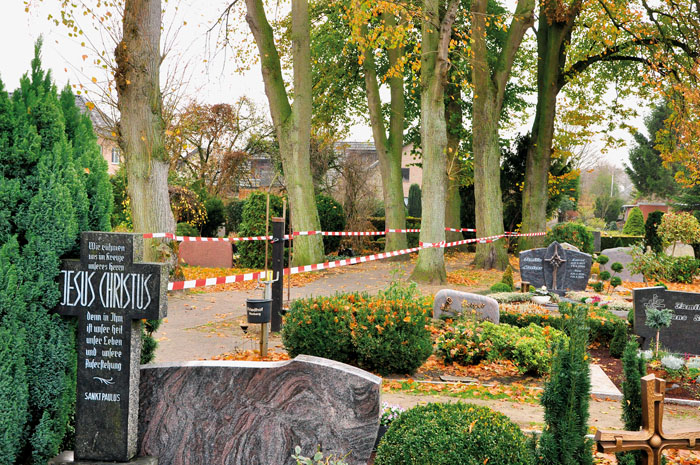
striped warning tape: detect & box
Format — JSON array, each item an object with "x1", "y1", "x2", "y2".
[
  {"x1": 144, "y1": 232, "x2": 272, "y2": 242},
  {"x1": 166, "y1": 230, "x2": 547, "y2": 291}
]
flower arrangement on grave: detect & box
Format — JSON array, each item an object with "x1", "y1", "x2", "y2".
[{"x1": 380, "y1": 402, "x2": 406, "y2": 427}]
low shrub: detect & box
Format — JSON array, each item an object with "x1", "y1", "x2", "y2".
[
  {"x1": 436, "y1": 320, "x2": 567, "y2": 376},
  {"x1": 353, "y1": 282, "x2": 433, "y2": 375},
  {"x1": 668, "y1": 256, "x2": 700, "y2": 284},
  {"x1": 282, "y1": 282, "x2": 432, "y2": 374},
  {"x1": 545, "y1": 222, "x2": 594, "y2": 254},
  {"x1": 499, "y1": 302, "x2": 625, "y2": 345},
  {"x1": 609, "y1": 321, "x2": 628, "y2": 358},
  {"x1": 225, "y1": 199, "x2": 244, "y2": 233},
  {"x1": 489, "y1": 292, "x2": 533, "y2": 303},
  {"x1": 623, "y1": 207, "x2": 645, "y2": 235},
  {"x1": 501, "y1": 265, "x2": 515, "y2": 289},
  {"x1": 490, "y1": 282, "x2": 513, "y2": 293},
  {"x1": 201, "y1": 196, "x2": 226, "y2": 237},
  {"x1": 374, "y1": 403, "x2": 533, "y2": 465},
  {"x1": 176, "y1": 222, "x2": 199, "y2": 237},
  {"x1": 282, "y1": 294, "x2": 356, "y2": 364}
]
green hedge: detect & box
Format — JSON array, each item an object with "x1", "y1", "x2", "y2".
[
  {"x1": 237, "y1": 191, "x2": 283, "y2": 268},
  {"x1": 436, "y1": 320, "x2": 568, "y2": 376},
  {"x1": 545, "y1": 223, "x2": 594, "y2": 254},
  {"x1": 0, "y1": 44, "x2": 112, "y2": 464},
  {"x1": 600, "y1": 234, "x2": 644, "y2": 250},
  {"x1": 375, "y1": 403, "x2": 533, "y2": 465},
  {"x1": 316, "y1": 194, "x2": 345, "y2": 254},
  {"x1": 282, "y1": 282, "x2": 432, "y2": 374}
]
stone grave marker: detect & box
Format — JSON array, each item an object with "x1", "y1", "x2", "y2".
[
  {"x1": 519, "y1": 241, "x2": 593, "y2": 294},
  {"x1": 433, "y1": 289, "x2": 499, "y2": 323},
  {"x1": 599, "y1": 247, "x2": 644, "y2": 282},
  {"x1": 633, "y1": 286, "x2": 700, "y2": 354},
  {"x1": 138, "y1": 355, "x2": 380, "y2": 465},
  {"x1": 593, "y1": 231, "x2": 602, "y2": 253},
  {"x1": 55, "y1": 232, "x2": 167, "y2": 463},
  {"x1": 519, "y1": 248, "x2": 547, "y2": 288}
]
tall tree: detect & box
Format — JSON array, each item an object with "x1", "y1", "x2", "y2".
[
  {"x1": 115, "y1": 0, "x2": 175, "y2": 257},
  {"x1": 243, "y1": 0, "x2": 325, "y2": 266},
  {"x1": 471, "y1": 0, "x2": 535, "y2": 269},
  {"x1": 625, "y1": 101, "x2": 678, "y2": 199},
  {"x1": 409, "y1": 0, "x2": 459, "y2": 283}
]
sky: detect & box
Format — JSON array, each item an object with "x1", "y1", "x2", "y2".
[{"x1": 1, "y1": 1, "x2": 645, "y2": 167}]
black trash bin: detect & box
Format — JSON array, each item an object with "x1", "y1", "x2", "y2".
[{"x1": 246, "y1": 298, "x2": 272, "y2": 324}]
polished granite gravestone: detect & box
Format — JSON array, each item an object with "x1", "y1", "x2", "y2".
[
  {"x1": 138, "y1": 355, "x2": 381, "y2": 465},
  {"x1": 55, "y1": 232, "x2": 167, "y2": 463},
  {"x1": 433, "y1": 289, "x2": 499, "y2": 323},
  {"x1": 633, "y1": 287, "x2": 700, "y2": 354},
  {"x1": 599, "y1": 247, "x2": 644, "y2": 283},
  {"x1": 519, "y1": 241, "x2": 593, "y2": 294}
]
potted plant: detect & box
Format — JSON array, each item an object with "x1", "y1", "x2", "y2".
[{"x1": 531, "y1": 286, "x2": 552, "y2": 305}]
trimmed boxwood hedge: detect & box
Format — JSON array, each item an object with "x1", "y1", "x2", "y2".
[
  {"x1": 375, "y1": 403, "x2": 533, "y2": 465},
  {"x1": 600, "y1": 234, "x2": 643, "y2": 250}
]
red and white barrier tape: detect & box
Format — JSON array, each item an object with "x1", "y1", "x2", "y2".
[
  {"x1": 144, "y1": 232, "x2": 272, "y2": 242},
  {"x1": 445, "y1": 227, "x2": 477, "y2": 232},
  {"x1": 167, "y1": 230, "x2": 547, "y2": 291}
]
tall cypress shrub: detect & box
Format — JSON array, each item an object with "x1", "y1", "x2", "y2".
[
  {"x1": 0, "y1": 42, "x2": 112, "y2": 464},
  {"x1": 238, "y1": 191, "x2": 283, "y2": 268},
  {"x1": 617, "y1": 340, "x2": 647, "y2": 465},
  {"x1": 644, "y1": 211, "x2": 664, "y2": 253},
  {"x1": 538, "y1": 303, "x2": 593, "y2": 465},
  {"x1": 623, "y1": 207, "x2": 645, "y2": 236},
  {"x1": 407, "y1": 183, "x2": 421, "y2": 218}
]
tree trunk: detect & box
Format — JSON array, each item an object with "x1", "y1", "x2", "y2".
[
  {"x1": 520, "y1": 3, "x2": 578, "y2": 251},
  {"x1": 362, "y1": 21, "x2": 408, "y2": 253},
  {"x1": 471, "y1": 0, "x2": 534, "y2": 269},
  {"x1": 445, "y1": 86, "x2": 464, "y2": 248},
  {"x1": 245, "y1": 0, "x2": 324, "y2": 266},
  {"x1": 116, "y1": 0, "x2": 175, "y2": 261},
  {"x1": 410, "y1": 0, "x2": 458, "y2": 284}
]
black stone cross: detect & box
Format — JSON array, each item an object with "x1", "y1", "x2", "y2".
[{"x1": 57, "y1": 232, "x2": 167, "y2": 462}]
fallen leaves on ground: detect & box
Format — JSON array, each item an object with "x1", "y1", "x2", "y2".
[
  {"x1": 211, "y1": 349, "x2": 291, "y2": 362},
  {"x1": 622, "y1": 280, "x2": 700, "y2": 293},
  {"x1": 595, "y1": 449, "x2": 700, "y2": 464},
  {"x1": 416, "y1": 355, "x2": 532, "y2": 383},
  {"x1": 382, "y1": 379, "x2": 541, "y2": 404},
  {"x1": 177, "y1": 265, "x2": 327, "y2": 293}
]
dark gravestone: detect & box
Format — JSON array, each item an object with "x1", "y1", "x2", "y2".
[
  {"x1": 519, "y1": 249, "x2": 546, "y2": 288},
  {"x1": 520, "y1": 241, "x2": 592, "y2": 295},
  {"x1": 593, "y1": 231, "x2": 602, "y2": 253},
  {"x1": 633, "y1": 287, "x2": 700, "y2": 355},
  {"x1": 139, "y1": 356, "x2": 380, "y2": 465},
  {"x1": 56, "y1": 232, "x2": 167, "y2": 463},
  {"x1": 564, "y1": 251, "x2": 594, "y2": 292}
]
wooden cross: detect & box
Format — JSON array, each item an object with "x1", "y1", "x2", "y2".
[{"x1": 595, "y1": 374, "x2": 700, "y2": 465}]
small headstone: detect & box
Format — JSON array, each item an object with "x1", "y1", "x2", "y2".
[
  {"x1": 432, "y1": 289, "x2": 499, "y2": 323},
  {"x1": 600, "y1": 247, "x2": 644, "y2": 282},
  {"x1": 518, "y1": 249, "x2": 547, "y2": 289},
  {"x1": 633, "y1": 287, "x2": 700, "y2": 355},
  {"x1": 593, "y1": 231, "x2": 602, "y2": 253},
  {"x1": 664, "y1": 242, "x2": 695, "y2": 258},
  {"x1": 138, "y1": 356, "x2": 380, "y2": 465},
  {"x1": 559, "y1": 242, "x2": 581, "y2": 252},
  {"x1": 519, "y1": 241, "x2": 592, "y2": 294},
  {"x1": 55, "y1": 232, "x2": 167, "y2": 463}
]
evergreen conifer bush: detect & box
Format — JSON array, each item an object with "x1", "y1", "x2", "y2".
[
  {"x1": 609, "y1": 320, "x2": 628, "y2": 358},
  {"x1": 545, "y1": 222, "x2": 594, "y2": 254},
  {"x1": 316, "y1": 194, "x2": 345, "y2": 254},
  {"x1": 537, "y1": 304, "x2": 593, "y2": 465},
  {"x1": 407, "y1": 184, "x2": 421, "y2": 218},
  {"x1": 0, "y1": 43, "x2": 112, "y2": 464},
  {"x1": 644, "y1": 211, "x2": 665, "y2": 253},
  {"x1": 623, "y1": 207, "x2": 645, "y2": 235},
  {"x1": 238, "y1": 191, "x2": 283, "y2": 268},
  {"x1": 374, "y1": 402, "x2": 533, "y2": 465},
  {"x1": 617, "y1": 340, "x2": 646, "y2": 465}
]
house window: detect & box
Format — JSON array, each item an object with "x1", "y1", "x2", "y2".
[
  {"x1": 111, "y1": 147, "x2": 120, "y2": 164},
  {"x1": 401, "y1": 168, "x2": 410, "y2": 181}
]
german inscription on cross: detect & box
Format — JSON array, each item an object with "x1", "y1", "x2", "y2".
[
  {"x1": 57, "y1": 232, "x2": 167, "y2": 462},
  {"x1": 595, "y1": 374, "x2": 700, "y2": 465}
]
